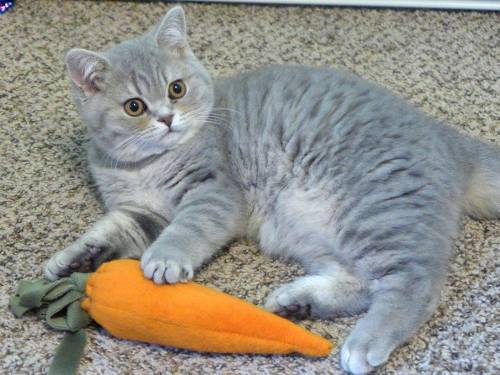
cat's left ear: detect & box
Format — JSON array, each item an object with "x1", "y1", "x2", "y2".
[
  {"x1": 65, "y1": 48, "x2": 110, "y2": 96},
  {"x1": 154, "y1": 6, "x2": 188, "y2": 52}
]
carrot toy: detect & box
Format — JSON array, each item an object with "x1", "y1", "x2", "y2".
[{"x1": 10, "y1": 259, "x2": 333, "y2": 374}]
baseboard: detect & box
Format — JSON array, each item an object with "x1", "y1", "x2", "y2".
[{"x1": 186, "y1": 0, "x2": 500, "y2": 11}]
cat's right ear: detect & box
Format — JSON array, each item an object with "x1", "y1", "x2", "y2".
[
  {"x1": 65, "y1": 48, "x2": 110, "y2": 95},
  {"x1": 154, "y1": 6, "x2": 188, "y2": 53}
]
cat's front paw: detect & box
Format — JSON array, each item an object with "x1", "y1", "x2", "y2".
[
  {"x1": 140, "y1": 246, "x2": 194, "y2": 284},
  {"x1": 45, "y1": 242, "x2": 105, "y2": 280}
]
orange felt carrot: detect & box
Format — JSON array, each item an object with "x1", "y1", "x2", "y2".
[
  {"x1": 82, "y1": 259, "x2": 333, "y2": 356},
  {"x1": 10, "y1": 259, "x2": 333, "y2": 374}
]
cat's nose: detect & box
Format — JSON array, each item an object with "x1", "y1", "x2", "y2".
[{"x1": 159, "y1": 114, "x2": 174, "y2": 128}]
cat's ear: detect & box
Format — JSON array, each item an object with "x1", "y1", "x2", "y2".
[
  {"x1": 65, "y1": 48, "x2": 110, "y2": 95},
  {"x1": 154, "y1": 6, "x2": 188, "y2": 52}
]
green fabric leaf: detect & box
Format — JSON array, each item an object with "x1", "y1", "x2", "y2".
[
  {"x1": 18, "y1": 279, "x2": 66, "y2": 308},
  {"x1": 9, "y1": 294, "x2": 31, "y2": 317},
  {"x1": 45, "y1": 282, "x2": 75, "y2": 301},
  {"x1": 49, "y1": 330, "x2": 87, "y2": 375},
  {"x1": 46, "y1": 290, "x2": 84, "y2": 331},
  {"x1": 9, "y1": 273, "x2": 93, "y2": 375},
  {"x1": 70, "y1": 273, "x2": 89, "y2": 291},
  {"x1": 67, "y1": 301, "x2": 92, "y2": 331}
]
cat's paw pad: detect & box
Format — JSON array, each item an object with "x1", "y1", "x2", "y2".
[
  {"x1": 141, "y1": 248, "x2": 193, "y2": 284},
  {"x1": 341, "y1": 328, "x2": 394, "y2": 374},
  {"x1": 45, "y1": 244, "x2": 104, "y2": 280},
  {"x1": 264, "y1": 279, "x2": 315, "y2": 320}
]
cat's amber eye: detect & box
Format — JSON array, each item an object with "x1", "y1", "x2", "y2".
[
  {"x1": 124, "y1": 98, "x2": 146, "y2": 117},
  {"x1": 168, "y1": 80, "x2": 187, "y2": 99}
]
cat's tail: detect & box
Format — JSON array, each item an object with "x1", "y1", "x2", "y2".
[{"x1": 462, "y1": 136, "x2": 500, "y2": 219}]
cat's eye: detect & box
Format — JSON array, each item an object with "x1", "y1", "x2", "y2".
[
  {"x1": 124, "y1": 98, "x2": 146, "y2": 117},
  {"x1": 168, "y1": 80, "x2": 187, "y2": 100}
]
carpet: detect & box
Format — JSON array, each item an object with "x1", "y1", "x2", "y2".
[{"x1": 1, "y1": 1, "x2": 498, "y2": 373}]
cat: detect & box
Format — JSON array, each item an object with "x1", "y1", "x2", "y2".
[{"x1": 45, "y1": 6, "x2": 500, "y2": 374}]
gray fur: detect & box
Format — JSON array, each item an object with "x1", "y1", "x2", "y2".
[{"x1": 45, "y1": 6, "x2": 500, "y2": 374}]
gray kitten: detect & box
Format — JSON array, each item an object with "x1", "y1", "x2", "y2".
[{"x1": 45, "y1": 7, "x2": 500, "y2": 374}]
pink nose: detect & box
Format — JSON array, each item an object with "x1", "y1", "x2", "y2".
[{"x1": 159, "y1": 114, "x2": 174, "y2": 128}]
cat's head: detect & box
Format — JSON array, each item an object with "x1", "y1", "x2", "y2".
[{"x1": 66, "y1": 7, "x2": 213, "y2": 161}]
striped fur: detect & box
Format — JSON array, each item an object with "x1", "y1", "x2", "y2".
[{"x1": 46, "y1": 7, "x2": 500, "y2": 374}]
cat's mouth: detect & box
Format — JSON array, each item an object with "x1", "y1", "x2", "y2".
[
  {"x1": 163, "y1": 128, "x2": 180, "y2": 139},
  {"x1": 158, "y1": 127, "x2": 183, "y2": 145}
]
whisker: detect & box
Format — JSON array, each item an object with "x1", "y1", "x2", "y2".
[{"x1": 103, "y1": 127, "x2": 158, "y2": 168}]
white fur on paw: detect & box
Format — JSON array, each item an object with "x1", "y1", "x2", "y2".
[
  {"x1": 341, "y1": 330, "x2": 393, "y2": 374},
  {"x1": 264, "y1": 286, "x2": 289, "y2": 312},
  {"x1": 264, "y1": 276, "x2": 331, "y2": 318},
  {"x1": 44, "y1": 251, "x2": 66, "y2": 280},
  {"x1": 341, "y1": 342, "x2": 374, "y2": 375},
  {"x1": 265, "y1": 282, "x2": 304, "y2": 312},
  {"x1": 45, "y1": 243, "x2": 104, "y2": 280},
  {"x1": 141, "y1": 248, "x2": 193, "y2": 284}
]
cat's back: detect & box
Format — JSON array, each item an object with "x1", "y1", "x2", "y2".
[
  {"x1": 215, "y1": 65, "x2": 443, "y2": 190},
  {"x1": 214, "y1": 65, "x2": 467, "y2": 253}
]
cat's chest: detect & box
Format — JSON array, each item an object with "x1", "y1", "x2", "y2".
[{"x1": 92, "y1": 164, "x2": 176, "y2": 216}]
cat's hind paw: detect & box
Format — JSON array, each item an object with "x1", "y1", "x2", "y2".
[
  {"x1": 340, "y1": 326, "x2": 395, "y2": 374},
  {"x1": 264, "y1": 276, "x2": 331, "y2": 320}
]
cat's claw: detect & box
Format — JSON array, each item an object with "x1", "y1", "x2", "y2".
[{"x1": 141, "y1": 247, "x2": 193, "y2": 284}]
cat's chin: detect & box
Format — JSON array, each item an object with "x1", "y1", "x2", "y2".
[
  {"x1": 97, "y1": 126, "x2": 196, "y2": 164},
  {"x1": 155, "y1": 130, "x2": 184, "y2": 149},
  {"x1": 135, "y1": 130, "x2": 187, "y2": 157},
  {"x1": 105, "y1": 136, "x2": 181, "y2": 163}
]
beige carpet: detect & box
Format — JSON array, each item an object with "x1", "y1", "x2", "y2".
[{"x1": 1, "y1": 1, "x2": 499, "y2": 373}]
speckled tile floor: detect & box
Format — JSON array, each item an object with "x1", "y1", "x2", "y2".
[{"x1": 0, "y1": 1, "x2": 498, "y2": 374}]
